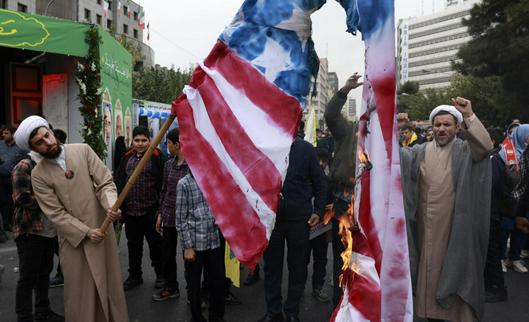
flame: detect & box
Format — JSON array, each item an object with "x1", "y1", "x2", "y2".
[
  {"x1": 337, "y1": 150, "x2": 373, "y2": 287},
  {"x1": 339, "y1": 214, "x2": 353, "y2": 272},
  {"x1": 358, "y1": 149, "x2": 373, "y2": 171},
  {"x1": 338, "y1": 192, "x2": 358, "y2": 287},
  {"x1": 358, "y1": 150, "x2": 369, "y2": 164},
  {"x1": 323, "y1": 205, "x2": 334, "y2": 225}
]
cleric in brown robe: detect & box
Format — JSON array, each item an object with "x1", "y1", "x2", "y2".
[
  {"x1": 14, "y1": 116, "x2": 129, "y2": 322},
  {"x1": 400, "y1": 98, "x2": 493, "y2": 322}
]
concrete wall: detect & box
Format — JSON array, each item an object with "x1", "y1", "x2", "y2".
[
  {"x1": 2, "y1": 0, "x2": 36, "y2": 13},
  {"x1": 36, "y1": 0, "x2": 76, "y2": 20}
]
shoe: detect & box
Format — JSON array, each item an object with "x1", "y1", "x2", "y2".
[
  {"x1": 225, "y1": 291, "x2": 242, "y2": 305},
  {"x1": 152, "y1": 287, "x2": 180, "y2": 301},
  {"x1": 244, "y1": 271, "x2": 260, "y2": 286},
  {"x1": 49, "y1": 274, "x2": 64, "y2": 288},
  {"x1": 0, "y1": 232, "x2": 8, "y2": 243},
  {"x1": 187, "y1": 298, "x2": 208, "y2": 310},
  {"x1": 123, "y1": 276, "x2": 143, "y2": 291},
  {"x1": 501, "y1": 259, "x2": 508, "y2": 273},
  {"x1": 511, "y1": 260, "x2": 528, "y2": 273},
  {"x1": 485, "y1": 286, "x2": 508, "y2": 303},
  {"x1": 258, "y1": 314, "x2": 284, "y2": 322},
  {"x1": 35, "y1": 310, "x2": 64, "y2": 322},
  {"x1": 521, "y1": 250, "x2": 529, "y2": 259},
  {"x1": 154, "y1": 275, "x2": 165, "y2": 289},
  {"x1": 312, "y1": 287, "x2": 330, "y2": 303},
  {"x1": 285, "y1": 317, "x2": 300, "y2": 322}
]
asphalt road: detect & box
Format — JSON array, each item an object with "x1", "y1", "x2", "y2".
[{"x1": 1, "y1": 234, "x2": 528, "y2": 322}]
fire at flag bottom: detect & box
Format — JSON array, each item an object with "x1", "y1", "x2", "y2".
[{"x1": 171, "y1": 1, "x2": 413, "y2": 321}]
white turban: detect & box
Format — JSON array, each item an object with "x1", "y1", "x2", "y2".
[
  {"x1": 14, "y1": 115, "x2": 49, "y2": 151},
  {"x1": 429, "y1": 105, "x2": 463, "y2": 125}
]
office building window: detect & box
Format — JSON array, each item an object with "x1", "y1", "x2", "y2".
[
  {"x1": 123, "y1": 24, "x2": 128, "y2": 34},
  {"x1": 1, "y1": 0, "x2": 7, "y2": 9},
  {"x1": 17, "y1": 3, "x2": 27, "y2": 12},
  {"x1": 84, "y1": 9, "x2": 91, "y2": 22},
  {"x1": 123, "y1": 5, "x2": 128, "y2": 16},
  {"x1": 133, "y1": 29, "x2": 138, "y2": 39},
  {"x1": 107, "y1": 19, "x2": 112, "y2": 29},
  {"x1": 133, "y1": 11, "x2": 138, "y2": 20},
  {"x1": 97, "y1": 0, "x2": 102, "y2": 5},
  {"x1": 96, "y1": 14, "x2": 102, "y2": 25}
]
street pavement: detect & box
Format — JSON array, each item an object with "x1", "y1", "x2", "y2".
[{"x1": 1, "y1": 233, "x2": 528, "y2": 322}]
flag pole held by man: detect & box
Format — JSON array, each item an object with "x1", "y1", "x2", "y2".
[{"x1": 14, "y1": 116, "x2": 129, "y2": 322}]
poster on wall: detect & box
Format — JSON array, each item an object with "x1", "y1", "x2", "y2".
[
  {"x1": 102, "y1": 88, "x2": 113, "y2": 148},
  {"x1": 115, "y1": 99, "x2": 123, "y2": 138},
  {"x1": 98, "y1": 27, "x2": 132, "y2": 168},
  {"x1": 132, "y1": 99, "x2": 177, "y2": 156},
  {"x1": 125, "y1": 108, "x2": 132, "y2": 147}
]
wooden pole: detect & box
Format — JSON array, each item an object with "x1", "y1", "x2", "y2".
[{"x1": 100, "y1": 114, "x2": 176, "y2": 233}]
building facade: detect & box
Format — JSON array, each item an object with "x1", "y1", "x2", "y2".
[
  {"x1": 1, "y1": 0, "x2": 154, "y2": 68},
  {"x1": 445, "y1": 0, "x2": 473, "y2": 8},
  {"x1": 397, "y1": 0, "x2": 480, "y2": 89},
  {"x1": 346, "y1": 98, "x2": 357, "y2": 121},
  {"x1": 328, "y1": 72, "x2": 339, "y2": 93},
  {"x1": 1, "y1": 0, "x2": 36, "y2": 13},
  {"x1": 310, "y1": 58, "x2": 329, "y2": 128},
  {"x1": 307, "y1": 58, "x2": 340, "y2": 128}
]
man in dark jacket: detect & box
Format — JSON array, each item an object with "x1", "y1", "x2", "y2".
[
  {"x1": 485, "y1": 128, "x2": 510, "y2": 302},
  {"x1": 114, "y1": 126, "x2": 166, "y2": 291},
  {"x1": 259, "y1": 127, "x2": 327, "y2": 322},
  {"x1": 515, "y1": 146, "x2": 529, "y2": 234},
  {"x1": 323, "y1": 73, "x2": 362, "y2": 306}
]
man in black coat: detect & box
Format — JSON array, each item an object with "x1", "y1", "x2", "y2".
[{"x1": 259, "y1": 125, "x2": 327, "y2": 322}]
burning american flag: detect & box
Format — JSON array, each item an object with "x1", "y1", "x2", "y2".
[{"x1": 172, "y1": 1, "x2": 412, "y2": 320}]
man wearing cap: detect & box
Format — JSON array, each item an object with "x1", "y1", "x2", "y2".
[
  {"x1": 400, "y1": 97, "x2": 493, "y2": 322},
  {"x1": 14, "y1": 116, "x2": 129, "y2": 322}
]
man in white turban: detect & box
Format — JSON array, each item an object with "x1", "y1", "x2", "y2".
[
  {"x1": 15, "y1": 116, "x2": 129, "y2": 322},
  {"x1": 400, "y1": 98, "x2": 493, "y2": 322}
]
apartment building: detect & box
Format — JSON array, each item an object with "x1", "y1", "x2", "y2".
[{"x1": 397, "y1": 0, "x2": 480, "y2": 89}]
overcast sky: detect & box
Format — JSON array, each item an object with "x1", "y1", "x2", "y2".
[{"x1": 139, "y1": 0, "x2": 445, "y2": 104}]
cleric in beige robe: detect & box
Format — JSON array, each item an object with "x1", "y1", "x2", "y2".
[
  {"x1": 14, "y1": 116, "x2": 128, "y2": 322},
  {"x1": 400, "y1": 98, "x2": 493, "y2": 322}
]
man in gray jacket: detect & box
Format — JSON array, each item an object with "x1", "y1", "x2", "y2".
[{"x1": 323, "y1": 73, "x2": 362, "y2": 306}]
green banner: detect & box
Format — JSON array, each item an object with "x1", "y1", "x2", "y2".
[
  {"x1": 99, "y1": 27, "x2": 132, "y2": 166},
  {"x1": 0, "y1": 9, "x2": 89, "y2": 57}
]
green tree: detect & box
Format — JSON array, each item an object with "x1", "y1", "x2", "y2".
[
  {"x1": 397, "y1": 81, "x2": 420, "y2": 113},
  {"x1": 398, "y1": 81, "x2": 420, "y2": 95},
  {"x1": 396, "y1": 75, "x2": 515, "y2": 127},
  {"x1": 132, "y1": 66, "x2": 192, "y2": 103},
  {"x1": 455, "y1": 0, "x2": 529, "y2": 121},
  {"x1": 398, "y1": 88, "x2": 452, "y2": 120},
  {"x1": 448, "y1": 75, "x2": 515, "y2": 127}
]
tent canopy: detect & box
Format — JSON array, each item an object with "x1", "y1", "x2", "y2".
[{"x1": 0, "y1": 9, "x2": 90, "y2": 57}]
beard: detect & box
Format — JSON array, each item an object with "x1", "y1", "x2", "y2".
[
  {"x1": 434, "y1": 134, "x2": 454, "y2": 147},
  {"x1": 40, "y1": 144, "x2": 62, "y2": 159}
]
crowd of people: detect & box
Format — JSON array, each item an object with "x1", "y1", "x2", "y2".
[{"x1": 0, "y1": 73, "x2": 528, "y2": 322}]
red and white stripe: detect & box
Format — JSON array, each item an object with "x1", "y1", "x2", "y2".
[
  {"x1": 172, "y1": 41, "x2": 301, "y2": 268},
  {"x1": 332, "y1": 16, "x2": 413, "y2": 322}
]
